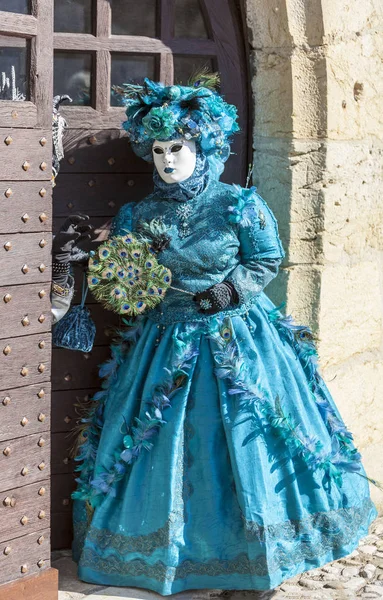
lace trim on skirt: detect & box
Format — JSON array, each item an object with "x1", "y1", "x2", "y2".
[{"x1": 77, "y1": 497, "x2": 375, "y2": 580}]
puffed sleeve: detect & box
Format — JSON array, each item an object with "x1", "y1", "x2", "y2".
[
  {"x1": 225, "y1": 185, "x2": 285, "y2": 305},
  {"x1": 109, "y1": 202, "x2": 136, "y2": 238}
]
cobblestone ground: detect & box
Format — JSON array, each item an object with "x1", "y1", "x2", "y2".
[{"x1": 53, "y1": 516, "x2": 383, "y2": 600}]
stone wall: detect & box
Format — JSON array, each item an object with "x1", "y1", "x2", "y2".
[{"x1": 245, "y1": 0, "x2": 383, "y2": 510}]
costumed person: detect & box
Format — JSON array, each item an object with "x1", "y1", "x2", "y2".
[{"x1": 68, "y1": 74, "x2": 379, "y2": 594}]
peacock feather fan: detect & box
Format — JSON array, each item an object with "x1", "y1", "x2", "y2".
[{"x1": 87, "y1": 232, "x2": 172, "y2": 316}]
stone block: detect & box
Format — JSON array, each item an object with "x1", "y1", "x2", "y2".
[
  {"x1": 318, "y1": 262, "x2": 382, "y2": 366},
  {"x1": 323, "y1": 357, "x2": 383, "y2": 511},
  {"x1": 251, "y1": 49, "x2": 293, "y2": 138},
  {"x1": 322, "y1": 0, "x2": 382, "y2": 44},
  {"x1": 245, "y1": 0, "x2": 293, "y2": 49},
  {"x1": 326, "y1": 36, "x2": 383, "y2": 140}
]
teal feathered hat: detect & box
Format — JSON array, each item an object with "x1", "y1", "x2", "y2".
[{"x1": 113, "y1": 70, "x2": 240, "y2": 179}]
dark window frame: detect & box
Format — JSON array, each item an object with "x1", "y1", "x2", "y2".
[{"x1": 0, "y1": 0, "x2": 52, "y2": 128}]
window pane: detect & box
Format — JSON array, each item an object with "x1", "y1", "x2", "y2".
[
  {"x1": 174, "y1": 56, "x2": 215, "y2": 85},
  {"x1": 174, "y1": 0, "x2": 209, "y2": 38},
  {"x1": 0, "y1": 0, "x2": 30, "y2": 13},
  {"x1": 54, "y1": 51, "x2": 93, "y2": 106},
  {"x1": 111, "y1": 0, "x2": 157, "y2": 37},
  {"x1": 54, "y1": 0, "x2": 93, "y2": 34},
  {"x1": 111, "y1": 54, "x2": 156, "y2": 106},
  {"x1": 0, "y1": 40, "x2": 29, "y2": 101}
]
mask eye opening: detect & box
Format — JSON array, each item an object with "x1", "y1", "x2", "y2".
[
  {"x1": 153, "y1": 147, "x2": 164, "y2": 154},
  {"x1": 170, "y1": 143, "x2": 183, "y2": 153}
]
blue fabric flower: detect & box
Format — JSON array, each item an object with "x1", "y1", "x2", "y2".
[{"x1": 142, "y1": 106, "x2": 178, "y2": 140}]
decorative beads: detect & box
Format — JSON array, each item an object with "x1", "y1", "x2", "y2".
[
  {"x1": 52, "y1": 262, "x2": 69, "y2": 274},
  {"x1": 242, "y1": 311, "x2": 255, "y2": 332},
  {"x1": 175, "y1": 201, "x2": 194, "y2": 238},
  {"x1": 3, "y1": 293, "x2": 12, "y2": 303}
]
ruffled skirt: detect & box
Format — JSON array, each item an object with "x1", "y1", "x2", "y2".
[{"x1": 72, "y1": 294, "x2": 377, "y2": 594}]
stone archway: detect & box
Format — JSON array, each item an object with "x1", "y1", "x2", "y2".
[{"x1": 244, "y1": 0, "x2": 383, "y2": 511}]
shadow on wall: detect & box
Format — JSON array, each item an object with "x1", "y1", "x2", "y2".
[{"x1": 247, "y1": 0, "x2": 326, "y2": 329}]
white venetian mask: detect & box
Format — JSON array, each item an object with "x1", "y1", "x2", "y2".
[{"x1": 152, "y1": 138, "x2": 197, "y2": 183}]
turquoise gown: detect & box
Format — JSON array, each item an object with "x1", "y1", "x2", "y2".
[{"x1": 72, "y1": 158, "x2": 378, "y2": 595}]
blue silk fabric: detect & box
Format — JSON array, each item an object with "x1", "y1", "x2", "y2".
[{"x1": 72, "y1": 174, "x2": 377, "y2": 594}]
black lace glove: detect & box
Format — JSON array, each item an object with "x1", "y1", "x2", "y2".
[
  {"x1": 193, "y1": 281, "x2": 239, "y2": 315},
  {"x1": 52, "y1": 214, "x2": 92, "y2": 285}
]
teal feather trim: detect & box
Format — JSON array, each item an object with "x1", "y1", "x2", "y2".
[
  {"x1": 71, "y1": 319, "x2": 144, "y2": 504},
  {"x1": 208, "y1": 314, "x2": 369, "y2": 492}
]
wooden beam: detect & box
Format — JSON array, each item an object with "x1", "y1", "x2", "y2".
[
  {"x1": 96, "y1": 0, "x2": 111, "y2": 37},
  {"x1": 0, "y1": 12, "x2": 37, "y2": 38},
  {"x1": 53, "y1": 32, "x2": 215, "y2": 55},
  {"x1": 159, "y1": 52, "x2": 173, "y2": 85},
  {"x1": 160, "y1": 0, "x2": 175, "y2": 42},
  {"x1": 0, "y1": 568, "x2": 58, "y2": 600},
  {"x1": 95, "y1": 50, "x2": 110, "y2": 113},
  {"x1": 34, "y1": 0, "x2": 53, "y2": 128}
]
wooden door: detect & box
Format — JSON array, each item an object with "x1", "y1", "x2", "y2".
[
  {"x1": 51, "y1": 0, "x2": 250, "y2": 549},
  {"x1": 0, "y1": 0, "x2": 56, "y2": 594}
]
